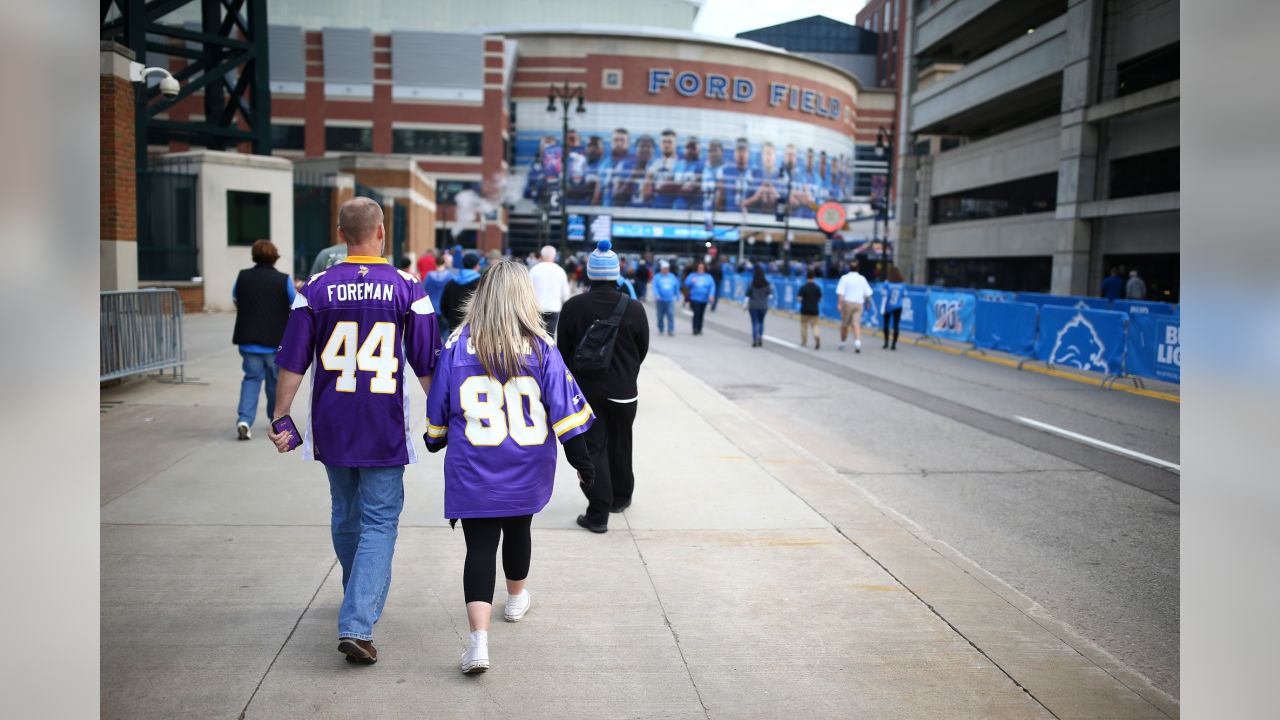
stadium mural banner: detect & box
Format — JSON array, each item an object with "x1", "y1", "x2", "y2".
[{"x1": 514, "y1": 113, "x2": 858, "y2": 227}]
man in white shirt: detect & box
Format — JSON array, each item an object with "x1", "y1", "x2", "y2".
[
  {"x1": 529, "y1": 244, "x2": 571, "y2": 337},
  {"x1": 836, "y1": 259, "x2": 873, "y2": 352}
]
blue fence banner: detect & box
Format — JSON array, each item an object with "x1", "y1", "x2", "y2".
[
  {"x1": 1113, "y1": 299, "x2": 1174, "y2": 316},
  {"x1": 903, "y1": 291, "x2": 928, "y2": 333},
  {"x1": 977, "y1": 289, "x2": 1016, "y2": 303},
  {"x1": 1125, "y1": 313, "x2": 1180, "y2": 383},
  {"x1": 974, "y1": 300, "x2": 1038, "y2": 356},
  {"x1": 862, "y1": 285, "x2": 888, "y2": 328},
  {"x1": 925, "y1": 291, "x2": 977, "y2": 342},
  {"x1": 1034, "y1": 306, "x2": 1126, "y2": 374}
]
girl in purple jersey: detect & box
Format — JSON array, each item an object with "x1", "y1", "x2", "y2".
[{"x1": 424, "y1": 261, "x2": 596, "y2": 674}]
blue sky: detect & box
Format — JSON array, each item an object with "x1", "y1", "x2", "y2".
[{"x1": 691, "y1": 0, "x2": 867, "y2": 38}]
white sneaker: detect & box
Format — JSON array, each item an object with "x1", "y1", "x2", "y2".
[
  {"x1": 854, "y1": 340, "x2": 862, "y2": 353},
  {"x1": 504, "y1": 590, "x2": 531, "y2": 622},
  {"x1": 838, "y1": 342, "x2": 846, "y2": 351},
  {"x1": 460, "y1": 630, "x2": 489, "y2": 674},
  {"x1": 237, "y1": 422, "x2": 251, "y2": 440}
]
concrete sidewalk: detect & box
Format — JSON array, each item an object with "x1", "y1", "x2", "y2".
[{"x1": 101, "y1": 314, "x2": 1176, "y2": 719}]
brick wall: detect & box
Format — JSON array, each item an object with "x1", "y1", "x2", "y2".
[
  {"x1": 175, "y1": 284, "x2": 204, "y2": 314},
  {"x1": 101, "y1": 74, "x2": 136, "y2": 242}
]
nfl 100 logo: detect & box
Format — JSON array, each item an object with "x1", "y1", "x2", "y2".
[{"x1": 932, "y1": 300, "x2": 963, "y2": 333}]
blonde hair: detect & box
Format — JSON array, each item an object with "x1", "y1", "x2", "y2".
[{"x1": 458, "y1": 260, "x2": 550, "y2": 379}]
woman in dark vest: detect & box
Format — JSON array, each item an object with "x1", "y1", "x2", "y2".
[{"x1": 232, "y1": 239, "x2": 296, "y2": 440}]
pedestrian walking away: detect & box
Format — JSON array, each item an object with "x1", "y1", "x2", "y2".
[
  {"x1": 881, "y1": 268, "x2": 905, "y2": 351},
  {"x1": 836, "y1": 259, "x2": 873, "y2": 352},
  {"x1": 1126, "y1": 270, "x2": 1147, "y2": 300},
  {"x1": 528, "y1": 244, "x2": 571, "y2": 337},
  {"x1": 744, "y1": 265, "x2": 773, "y2": 347},
  {"x1": 651, "y1": 260, "x2": 680, "y2": 336},
  {"x1": 424, "y1": 261, "x2": 596, "y2": 675},
  {"x1": 708, "y1": 259, "x2": 724, "y2": 311},
  {"x1": 440, "y1": 252, "x2": 482, "y2": 331},
  {"x1": 267, "y1": 197, "x2": 442, "y2": 666},
  {"x1": 422, "y1": 252, "x2": 457, "y2": 337},
  {"x1": 231, "y1": 239, "x2": 295, "y2": 440},
  {"x1": 557, "y1": 240, "x2": 650, "y2": 533},
  {"x1": 797, "y1": 269, "x2": 823, "y2": 350},
  {"x1": 684, "y1": 261, "x2": 716, "y2": 335},
  {"x1": 1101, "y1": 267, "x2": 1124, "y2": 301}
]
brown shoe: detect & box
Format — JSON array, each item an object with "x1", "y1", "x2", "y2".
[
  {"x1": 815, "y1": 337, "x2": 821, "y2": 350},
  {"x1": 338, "y1": 637, "x2": 377, "y2": 664}
]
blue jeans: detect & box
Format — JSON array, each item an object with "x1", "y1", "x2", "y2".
[
  {"x1": 656, "y1": 300, "x2": 675, "y2": 334},
  {"x1": 326, "y1": 465, "x2": 405, "y2": 641},
  {"x1": 237, "y1": 350, "x2": 278, "y2": 426},
  {"x1": 749, "y1": 308, "x2": 767, "y2": 343}
]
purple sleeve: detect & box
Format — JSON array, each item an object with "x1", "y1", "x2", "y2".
[
  {"x1": 541, "y1": 345, "x2": 594, "y2": 442},
  {"x1": 424, "y1": 347, "x2": 452, "y2": 442},
  {"x1": 275, "y1": 289, "x2": 315, "y2": 374},
  {"x1": 404, "y1": 282, "x2": 441, "y2": 378}
]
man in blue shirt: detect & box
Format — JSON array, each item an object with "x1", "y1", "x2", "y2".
[
  {"x1": 648, "y1": 130, "x2": 681, "y2": 209},
  {"x1": 611, "y1": 134, "x2": 655, "y2": 207},
  {"x1": 683, "y1": 261, "x2": 717, "y2": 335},
  {"x1": 595, "y1": 128, "x2": 633, "y2": 207},
  {"x1": 651, "y1": 260, "x2": 681, "y2": 336},
  {"x1": 1101, "y1": 267, "x2": 1124, "y2": 300},
  {"x1": 701, "y1": 140, "x2": 726, "y2": 212}
]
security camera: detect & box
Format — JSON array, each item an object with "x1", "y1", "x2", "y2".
[
  {"x1": 158, "y1": 75, "x2": 180, "y2": 99},
  {"x1": 130, "y1": 62, "x2": 181, "y2": 100}
]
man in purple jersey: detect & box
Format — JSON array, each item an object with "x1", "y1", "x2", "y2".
[{"x1": 268, "y1": 196, "x2": 441, "y2": 666}]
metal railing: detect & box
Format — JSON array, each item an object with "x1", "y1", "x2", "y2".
[{"x1": 100, "y1": 289, "x2": 185, "y2": 382}]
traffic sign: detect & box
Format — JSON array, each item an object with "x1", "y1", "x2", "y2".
[{"x1": 816, "y1": 202, "x2": 846, "y2": 236}]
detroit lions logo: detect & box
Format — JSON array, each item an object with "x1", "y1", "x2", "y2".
[{"x1": 1050, "y1": 314, "x2": 1109, "y2": 372}]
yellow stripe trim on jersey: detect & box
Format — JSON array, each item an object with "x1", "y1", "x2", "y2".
[
  {"x1": 344, "y1": 256, "x2": 389, "y2": 264},
  {"x1": 426, "y1": 422, "x2": 448, "y2": 438},
  {"x1": 552, "y1": 405, "x2": 593, "y2": 437}
]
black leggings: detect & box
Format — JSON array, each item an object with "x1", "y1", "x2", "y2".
[
  {"x1": 461, "y1": 515, "x2": 532, "y2": 604},
  {"x1": 882, "y1": 307, "x2": 902, "y2": 347}
]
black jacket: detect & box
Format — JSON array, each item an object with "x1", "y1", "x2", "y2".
[
  {"x1": 556, "y1": 282, "x2": 649, "y2": 402},
  {"x1": 798, "y1": 281, "x2": 822, "y2": 316},
  {"x1": 440, "y1": 276, "x2": 480, "y2": 329},
  {"x1": 232, "y1": 264, "x2": 291, "y2": 347}
]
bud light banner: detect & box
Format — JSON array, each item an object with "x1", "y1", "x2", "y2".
[
  {"x1": 977, "y1": 289, "x2": 1016, "y2": 303},
  {"x1": 1113, "y1": 300, "x2": 1175, "y2": 316},
  {"x1": 975, "y1": 301, "x2": 1038, "y2": 356},
  {"x1": 925, "y1": 291, "x2": 977, "y2": 342},
  {"x1": 1034, "y1": 306, "x2": 1127, "y2": 375},
  {"x1": 1125, "y1": 314, "x2": 1180, "y2": 384}
]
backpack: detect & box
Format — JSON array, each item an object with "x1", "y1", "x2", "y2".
[{"x1": 571, "y1": 293, "x2": 631, "y2": 372}]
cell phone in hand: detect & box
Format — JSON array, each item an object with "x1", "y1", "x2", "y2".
[{"x1": 271, "y1": 415, "x2": 303, "y2": 452}]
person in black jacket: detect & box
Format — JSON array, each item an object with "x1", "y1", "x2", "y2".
[
  {"x1": 556, "y1": 240, "x2": 649, "y2": 533},
  {"x1": 231, "y1": 239, "x2": 295, "y2": 440},
  {"x1": 440, "y1": 252, "x2": 482, "y2": 331}
]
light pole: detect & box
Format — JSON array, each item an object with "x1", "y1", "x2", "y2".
[
  {"x1": 875, "y1": 124, "x2": 895, "y2": 281},
  {"x1": 547, "y1": 81, "x2": 586, "y2": 261}
]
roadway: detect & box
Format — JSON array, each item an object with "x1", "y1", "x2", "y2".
[{"x1": 647, "y1": 298, "x2": 1180, "y2": 697}]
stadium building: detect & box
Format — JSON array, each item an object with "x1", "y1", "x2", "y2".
[
  {"x1": 895, "y1": 0, "x2": 1179, "y2": 299},
  {"x1": 133, "y1": 1, "x2": 895, "y2": 281}
]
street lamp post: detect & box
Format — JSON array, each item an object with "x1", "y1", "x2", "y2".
[
  {"x1": 875, "y1": 124, "x2": 896, "y2": 281},
  {"x1": 547, "y1": 81, "x2": 586, "y2": 261}
]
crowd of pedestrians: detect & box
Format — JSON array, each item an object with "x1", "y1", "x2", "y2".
[{"x1": 232, "y1": 213, "x2": 922, "y2": 675}]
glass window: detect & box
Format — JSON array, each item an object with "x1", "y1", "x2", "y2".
[
  {"x1": 325, "y1": 126, "x2": 372, "y2": 152},
  {"x1": 391, "y1": 129, "x2": 482, "y2": 156},
  {"x1": 227, "y1": 191, "x2": 271, "y2": 247},
  {"x1": 271, "y1": 124, "x2": 305, "y2": 151},
  {"x1": 1116, "y1": 43, "x2": 1179, "y2": 98}
]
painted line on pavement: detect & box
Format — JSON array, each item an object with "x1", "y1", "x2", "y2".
[
  {"x1": 1014, "y1": 416, "x2": 1181, "y2": 474},
  {"x1": 763, "y1": 334, "x2": 802, "y2": 350}
]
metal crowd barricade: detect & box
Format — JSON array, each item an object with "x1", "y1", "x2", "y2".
[{"x1": 100, "y1": 289, "x2": 185, "y2": 382}]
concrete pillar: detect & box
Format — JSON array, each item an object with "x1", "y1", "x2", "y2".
[
  {"x1": 100, "y1": 42, "x2": 138, "y2": 291},
  {"x1": 1052, "y1": 0, "x2": 1103, "y2": 295}
]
